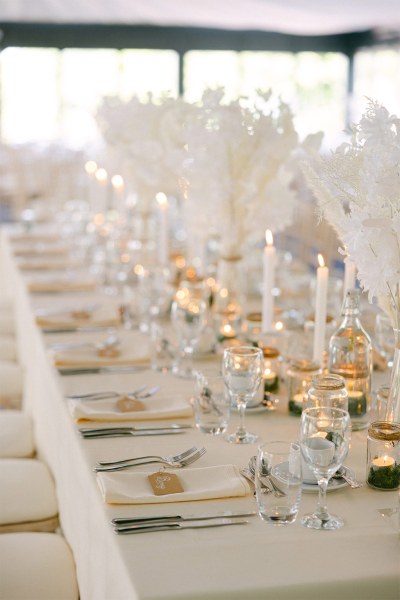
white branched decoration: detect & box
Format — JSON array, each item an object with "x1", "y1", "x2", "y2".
[
  {"x1": 302, "y1": 99, "x2": 400, "y2": 327},
  {"x1": 97, "y1": 94, "x2": 192, "y2": 210},
  {"x1": 181, "y1": 89, "x2": 313, "y2": 257}
]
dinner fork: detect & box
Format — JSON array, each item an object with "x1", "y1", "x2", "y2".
[
  {"x1": 94, "y1": 447, "x2": 207, "y2": 471},
  {"x1": 67, "y1": 385, "x2": 153, "y2": 401},
  {"x1": 97, "y1": 445, "x2": 198, "y2": 467}
]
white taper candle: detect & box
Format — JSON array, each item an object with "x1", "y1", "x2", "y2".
[
  {"x1": 262, "y1": 230, "x2": 276, "y2": 333},
  {"x1": 313, "y1": 253, "x2": 328, "y2": 366}
]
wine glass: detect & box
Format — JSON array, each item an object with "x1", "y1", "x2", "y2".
[
  {"x1": 222, "y1": 346, "x2": 264, "y2": 444},
  {"x1": 171, "y1": 291, "x2": 207, "y2": 379},
  {"x1": 299, "y1": 406, "x2": 351, "y2": 530}
]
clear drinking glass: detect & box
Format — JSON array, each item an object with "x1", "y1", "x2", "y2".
[
  {"x1": 255, "y1": 441, "x2": 302, "y2": 525},
  {"x1": 193, "y1": 372, "x2": 231, "y2": 435},
  {"x1": 222, "y1": 346, "x2": 264, "y2": 444},
  {"x1": 300, "y1": 406, "x2": 351, "y2": 530},
  {"x1": 171, "y1": 292, "x2": 207, "y2": 378}
]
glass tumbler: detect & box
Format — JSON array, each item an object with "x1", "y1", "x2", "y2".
[
  {"x1": 255, "y1": 441, "x2": 302, "y2": 525},
  {"x1": 193, "y1": 372, "x2": 231, "y2": 435}
]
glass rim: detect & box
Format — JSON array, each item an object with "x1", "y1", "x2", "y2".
[
  {"x1": 258, "y1": 440, "x2": 300, "y2": 454},
  {"x1": 223, "y1": 345, "x2": 263, "y2": 357},
  {"x1": 311, "y1": 373, "x2": 346, "y2": 390}
]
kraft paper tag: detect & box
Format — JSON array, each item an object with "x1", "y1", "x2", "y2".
[
  {"x1": 71, "y1": 310, "x2": 91, "y2": 320},
  {"x1": 148, "y1": 471, "x2": 184, "y2": 496},
  {"x1": 97, "y1": 347, "x2": 121, "y2": 358},
  {"x1": 116, "y1": 396, "x2": 145, "y2": 412}
]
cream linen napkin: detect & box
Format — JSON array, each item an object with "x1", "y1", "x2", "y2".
[
  {"x1": 18, "y1": 260, "x2": 80, "y2": 272},
  {"x1": 28, "y1": 280, "x2": 97, "y2": 293},
  {"x1": 97, "y1": 465, "x2": 251, "y2": 504},
  {"x1": 36, "y1": 308, "x2": 119, "y2": 330},
  {"x1": 14, "y1": 246, "x2": 69, "y2": 257},
  {"x1": 69, "y1": 394, "x2": 192, "y2": 421},
  {"x1": 52, "y1": 341, "x2": 150, "y2": 368}
]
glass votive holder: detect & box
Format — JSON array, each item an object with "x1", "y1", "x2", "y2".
[
  {"x1": 304, "y1": 374, "x2": 348, "y2": 411},
  {"x1": 287, "y1": 359, "x2": 322, "y2": 416},
  {"x1": 367, "y1": 422, "x2": 400, "y2": 490},
  {"x1": 242, "y1": 312, "x2": 262, "y2": 343},
  {"x1": 262, "y1": 346, "x2": 280, "y2": 393}
]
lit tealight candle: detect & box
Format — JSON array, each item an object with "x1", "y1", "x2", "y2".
[
  {"x1": 313, "y1": 254, "x2": 328, "y2": 367},
  {"x1": 156, "y1": 192, "x2": 169, "y2": 266},
  {"x1": 221, "y1": 323, "x2": 236, "y2": 339},
  {"x1": 262, "y1": 230, "x2": 276, "y2": 333},
  {"x1": 371, "y1": 455, "x2": 395, "y2": 470}
]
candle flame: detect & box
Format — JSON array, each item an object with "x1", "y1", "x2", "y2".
[
  {"x1": 95, "y1": 168, "x2": 108, "y2": 183},
  {"x1": 84, "y1": 160, "x2": 97, "y2": 175},
  {"x1": 156, "y1": 192, "x2": 168, "y2": 206},
  {"x1": 111, "y1": 174, "x2": 124, "y2": 189},
  {"x1": 317, "y1": 253, "x2": 325, "y2": 268},
  {"x1": 265, "y1": 230, "x2": 273, "y2": 246}
]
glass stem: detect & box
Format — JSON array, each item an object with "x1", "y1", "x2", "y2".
[
  {"x1": 316, "y1": 477, "x2": 330, "y2": 521},
  {"x1": 236, "y1": 396, "x2": 247, "y2": 440},
  {"x1": 183, "y1": 343, "x2": 194, "y2": 374}
]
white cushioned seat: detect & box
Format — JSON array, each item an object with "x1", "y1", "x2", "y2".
[
  {"x1": 0, "y1": 361, "x2": 23, "y2": 408},
  {"x1": 0, "y1": 532, "x2": 79, "y2": 600},
  {"x1": 0, "y1": 410, "x2": 34, "y2": 458},
  {"x1": 0, "y1": 335, "x2": 17, "y2": 361},
  {"x1": 0, "y1": 458, "x2": 58, "y2": 532},
  {"x1": 0, "y1": 310, "x2": 15, "y2": 335}
]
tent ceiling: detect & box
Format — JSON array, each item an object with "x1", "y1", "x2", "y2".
[{"x1": 1, "y1": 0, "x2": 400, "y2": 37}]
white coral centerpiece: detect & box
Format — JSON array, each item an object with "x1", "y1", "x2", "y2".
[
  {"x1": 181, "y1": 89, "x2": 313, "y2": 257},
  {"x1": 302, "y1": 99, "x2": 400, "y2": 327},
  {"x1": 96, "y1": 94, "x2": 192, "y2": 211}
]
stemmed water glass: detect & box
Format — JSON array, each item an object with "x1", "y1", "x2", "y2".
[
  {"x1": 171, "y1": 291, "x2": 207, "y2": 378},
  {"x1": 299, "y1": 406, "x2": 351, "y2": 530},
  {"x1": 222, "y1": 346, "x2": 264, "y2": 444}
]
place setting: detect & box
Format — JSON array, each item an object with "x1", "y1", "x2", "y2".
[{"x1": 35, "y1": 302, "x2": 120, "y2": 332}]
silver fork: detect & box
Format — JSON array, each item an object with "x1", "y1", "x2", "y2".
[
  {"x1": 97, "y1": 445, "x2": 198, "y2": 467},
  {"x1": 94, "y1": 447, "x2": 206, "y2": 472},
  {"x1": 67, "y1": 385, "x2": 158, "y2": 401}
]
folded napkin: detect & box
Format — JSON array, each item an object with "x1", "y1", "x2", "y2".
[
  {"x1": 28, "y1": 280, "x2": 97, "y2": 294},
  {"x1": 18, "y1": 260, "x2": 80, "y2": 272},
  {"x1": 14, "y1": 246, "x2": 69, "y2": 257},
  {"x1": 36, "y1": 308, "x2": 119, "y2": 330},
  {"x1": 10, "y1": 234, "x2": 58, "y2": 243},
  {"x1": 69, "y1": 393, "x2": 192, "y2": 421},
  {"x1": 97, "y1": 464, "x2": 251, "y2": 504},
  {"x1": 52, "y1": 341, "x2": 149, "y2": 368}
]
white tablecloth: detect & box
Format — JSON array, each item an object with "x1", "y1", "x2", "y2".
[{"x1": 1, "y1": 227, "x2": 399, "y2": 600}]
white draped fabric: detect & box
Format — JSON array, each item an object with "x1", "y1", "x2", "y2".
[
  {"x1": 1, "y1": 0, "x2": 400, "y2": 36},
  {"x1": 0, "y1": 226, "x2": 399, "y2": 600}
]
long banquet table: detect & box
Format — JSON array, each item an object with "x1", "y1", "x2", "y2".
[{"x1": 1, "y1": 227, "x2": 399, "y2": 600}]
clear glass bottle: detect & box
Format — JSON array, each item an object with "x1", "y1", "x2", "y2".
[
  {"x1": 287, "y1": 359, "x2": 322, "y2": 415},
  {"x1": 367, "y1": 422, "x2": 400, "y2": 490},
  {"x1": 327, "y1": 289, "x2": 372, "y2": 424},
  {"x1": 304, "y1": 374, "x2": 348, "y2": 411}
]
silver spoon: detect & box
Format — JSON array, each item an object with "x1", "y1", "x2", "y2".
[{"x1": 332, "y1": 466, "x2": 363, "y2": 488}]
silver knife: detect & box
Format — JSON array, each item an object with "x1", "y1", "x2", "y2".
[
  {"x1": 112, "y1": 510, "x2": 257, "y2": 526},
  {"x1": 114, "y1": 518, "x2": 248, "y2": 534},
  {"x1": 79, "y1": 424, "x2": 192, "y2": 434},
  {"x1": 44, "y1": 327, "x2": 115, "y2": 334},
  {"x1": 80, "y1": 427, "x2": 191, "y2": 439},
  {"x1": 58, "y1": 366, "x2": 148, "y2": 375}
]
